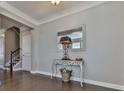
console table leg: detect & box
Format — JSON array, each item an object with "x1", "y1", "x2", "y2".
[
  {"x1": 55, "y1": 64, "x2": 57, "y2": 78},
  {"x1": 81, "y1": 82, "x2": 83, "y2": 87},
  {"x1": 51, "y1": 63, "x2": 54, "y2": 79},
  {"x1": 80, "y1": 64, "x2": 84, "y2": 87}
]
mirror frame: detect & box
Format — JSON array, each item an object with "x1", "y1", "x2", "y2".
[{"x1": 56, "y1": 24, "x2": 86, "y2": 52}]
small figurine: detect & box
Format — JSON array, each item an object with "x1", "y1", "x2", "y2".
[{"x1": 75, "y1": 56, "x2": 83, "y2": 61}]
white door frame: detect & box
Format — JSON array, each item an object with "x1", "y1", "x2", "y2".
[{"x1": 0, "y1": 29, "x2": 5, "y2": 68}]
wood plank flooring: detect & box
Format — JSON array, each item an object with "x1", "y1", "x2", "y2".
[{"x1": 0, "y1": 69, "x2": 117, "y2": 91}]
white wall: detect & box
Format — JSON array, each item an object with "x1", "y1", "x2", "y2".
[
  {"x1": 32, "y1": 2, "x2": 124, "y2": 86},
  {"x1": 31, "y1": 27, "x2": 40, "y2": 71}
]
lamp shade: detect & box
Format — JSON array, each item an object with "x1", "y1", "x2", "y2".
[{"x1": 60, "y1": 36, "x2": 72, "y2": 44}]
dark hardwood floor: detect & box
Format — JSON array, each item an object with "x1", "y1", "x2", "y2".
[{"x1": 0, "y1": 69, "x2": 117, "y2": 91}]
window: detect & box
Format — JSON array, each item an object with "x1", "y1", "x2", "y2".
[
  {"x1": 57, "y1": 25, "x2": 86, "y2": 52},
  {"x1": 72, "y1": 42, "x2": 81, "y2": 49}
]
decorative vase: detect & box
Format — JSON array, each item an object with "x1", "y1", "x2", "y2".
[{"x1": 60, "y1": 68, "x2": 72, "y2": 82}]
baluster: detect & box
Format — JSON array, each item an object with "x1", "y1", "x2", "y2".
[{"x1": 10, "y1": 51, "x2": 13, "y2": 78}]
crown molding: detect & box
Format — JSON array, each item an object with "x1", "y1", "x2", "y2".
[
  {"x1": 38, "y1": 1, "x2": 108, "y2": 25},
  {"x1": 0, "y1": 1, "x2": 39, "y2": 26},
  {"x1": 0, "y1": 1, "x2": 108, "y2": 26},
  {"x1": 0, "y1": 10, "x2": 35, "y2": 28}
]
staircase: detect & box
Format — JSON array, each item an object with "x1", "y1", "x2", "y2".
[{"x1": 5, "y1": 48, "x2": 22, "y2": 76}]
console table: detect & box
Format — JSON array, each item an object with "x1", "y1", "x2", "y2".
[{"x1": 51, "y1": 59, "x2": 84, "y2": 87}]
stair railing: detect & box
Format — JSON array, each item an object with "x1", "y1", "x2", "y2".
[{"x1": 10, "y1": 48, "x2": 22, "y2": 77}]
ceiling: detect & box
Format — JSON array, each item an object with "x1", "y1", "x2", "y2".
[
  {"x1": 8, "y1": 1, "x2": 85, "y2": 21},
  {"x1": 0, "y1": 1, "x2": 106, "y2": 26}
]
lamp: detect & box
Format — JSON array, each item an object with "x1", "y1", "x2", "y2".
[
  {"x1": 60, "y1": 36, "x2": 72, "y2": 60},
  {"x1": 51, "y1": 0, "x2": 60, "y2": 6}
]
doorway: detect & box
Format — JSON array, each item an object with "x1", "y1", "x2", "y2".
[{"x1": 0, "y1": 26, "x2": 32, "y2": 71}]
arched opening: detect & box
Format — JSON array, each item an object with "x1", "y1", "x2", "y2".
[{"x1": 4, "y1": 26, "x2": 20, "y2": 67}]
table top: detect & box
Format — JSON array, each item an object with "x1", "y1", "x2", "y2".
[{"x1": 53, "y1": 59, "x2": 84, "y2": 65}]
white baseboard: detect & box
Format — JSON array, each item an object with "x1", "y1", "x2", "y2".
[
  {"x1": 13, "y1": 68, "x2": 23, "y2": 71},
  {"x1": 0, "y1": 65, "x2": 5, "y2": 69},
  {"x1": 0, "y1": 65, "x2": 9, "y2": 70},
  {"x1": 30, "y1": 70, "x2": 124, "y2": 91},
  {"x1": 0, "y1": 65, "x2": 22, "y2": 71}
]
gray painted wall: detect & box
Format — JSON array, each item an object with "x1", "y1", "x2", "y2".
[{"x1": 32, "y1": 2, "x2": 124, "y2": 85}]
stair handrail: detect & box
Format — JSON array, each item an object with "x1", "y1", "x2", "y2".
[
  {"x1": 10, "y1": 48, "x2": 22, "y2": 77},
  {"x1": 11, "y1": 48, "x2": 22, "y2": 54}
]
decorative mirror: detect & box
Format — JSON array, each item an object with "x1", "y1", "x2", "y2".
[{"x1": 57, "y1": 25, "x2": 86, "y2": 52}]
